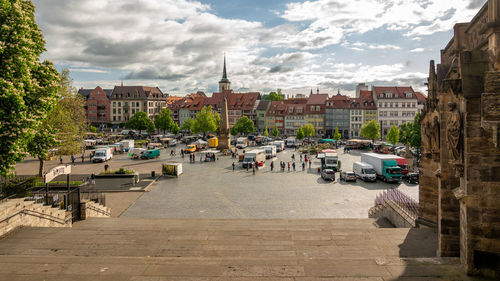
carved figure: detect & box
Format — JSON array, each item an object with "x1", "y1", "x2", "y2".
[
  {"x1": 423, "y1": 119, "x2": 433, "y2": 154},
  {"x1": 447, "y1": 102, "x2": 461, "y2": 162},
  {"x1": 431, "y1": 116, "x2": 440, "y2": 153}
]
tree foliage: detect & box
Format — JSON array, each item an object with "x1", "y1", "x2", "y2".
[
  {"x1": 264, "y1": 128, "x2": 269, "y2": 137},
  {"x1": 89, "y1": 125, "x2": 97, "y2": 133},
  {"x1": 231, "y1": 116, "x2": 254, "y2": 135},
  {"x1": 0, "y1": 0, "x2": 61, "y2": 176},
  {"x1": 265, "y1": 92, "x2": 283, "y2": 101},
  {"x1": 296, "y1": 127, "x2": 304, "y2": 140},
  {"x1": 171, "y1": 122, "x2": 180, "y2": 135},
  {"x1": 126, "y1": 112, "x2": 155, "y2": 134},
  {"x1": 333, "y1": 127, "x2": 341, "y2": 141},
  {"x1": 360, "y1": 120, "x2": 381, "y2": 142},
  {"x1": 386, "y1": 125, "x2": 400, "y2": 145},
  {"x1": 400, "y1": 113, "x2": 421, "y2": 148},
  {"x1": 192, "y1": 106, "x2": 219, "y2": 134},
  {"x1": 272, "y1": 125, "x2": 279, "y2": 137},
  {"x1": 155, "y1": 109, "x2": 174, "y2": 133},
  {"x1": 230, "y1": 126, "x2": 239, "y2": 136},
  {"x1": 181, "y1": 117, "x2": 194, "y2": 133},
  {"x1": 301, "y1": 124, "x2": 315, "y2": 138}
]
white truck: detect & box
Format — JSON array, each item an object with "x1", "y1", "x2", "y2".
[
  {"x1": 236, "y1": 137, "x2": 248, "y2": 149},
  {"x1": 118, "y1": 140, "x2": 134, "y2": 152},
  {"x1": 262, "y1": 145, "x2": 277, "y2": 159},
  {"x1": 271, "y1": 140, "x2": 285, "y2": 152},
  {"x1": 353, "y1": 161, "x2": 377, "y2": 182},
  {"x1": 93, "y1": 147, "x2": 113, "y2": 163},
  {"x1": 285, "y1": 137, "x2": 297, "y2": 148},
  {"x1": 242, "y1": 149, "x2": 266, "y2": 169},
  {"x1": 360, "y1": 153, "x2": 402, "y2": 183},
  {"x1": 320, "y1": 152, "x2": 340, "y2": 171}
]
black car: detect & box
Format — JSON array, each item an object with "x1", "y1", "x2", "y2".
[{"x1": 403, "y1": 172, "x2": 419, "y2": 184}]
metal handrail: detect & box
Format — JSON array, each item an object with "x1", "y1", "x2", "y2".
[
  {"x1": 85, "y1": 204, "x2": 110, "y2": 216},
  {"x1": 0, "y1": 208, "x2": 71, "y2": 225},
  {"x1": 373, "y1": 189, "x2": 419, "y2": 219}
]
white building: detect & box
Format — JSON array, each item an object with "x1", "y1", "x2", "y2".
[
  {"x1": 372, "y1": 86, "x2": 419, "y2": 136},
  {"x1": 110, "y1": 86, "x2": 167, "y2": 124}
]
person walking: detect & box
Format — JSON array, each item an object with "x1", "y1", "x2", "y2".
[
  {"x1": 309, "y1": 160, "x2": 312, "y2": 169},
  {"x1": 90, "y1": 173, "x2": 96, "y2": 186},
  {"x1": 292, "y1": 154, "x2": 295, "y2": 161},
  {"x1": 302, "y1": 161, "x2": 305, "y2": 171},
  {"x1": 246, "y1": 163, "x2": 249, "y2": 172},
  {"x1": 252, "y1": 165, "x2": 256, "y2": 175},
  {"x1": 300, "y1": 154, "x2": 302, "y2": 162},
  {"x1": 270, "y1": 161, "x2": 274, "y2": 171},
  {"x1": 71, "y1": 154, "x2": 75, "y2": 164},
  {"x1": 232, "y1": 162, "x2": 235, "y2": 171},
  {"x1": 89, "y1": 152, "x2": 93, "y2": 162},
  {"x1": 287, "y1": 162, "x2": 290, "y2": 172},
  {"x1": 81, "y1": 154, "x2": 85, "y2": 163},
  {"x1": 292, "y1": 162, "x2": 296, "y2": 171}
]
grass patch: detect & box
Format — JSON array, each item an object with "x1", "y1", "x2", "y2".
[{"x1": 99, "y1": 167, "x2": 135, "y2": 175}]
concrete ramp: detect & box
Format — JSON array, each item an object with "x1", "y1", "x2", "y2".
[{"x1": 0, "y1": 218, "x2": 476, "y2": 280}]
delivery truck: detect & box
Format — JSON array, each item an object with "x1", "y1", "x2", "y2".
[
  {"x1": 242, "y1": 149, "x2": 266, "y2": 169},
  {"x1": 360, "y1": 153, "x2": 402, "y2": 183},
  {"x1": 119, "y1": 140, "x2": 134, "y2": 152},
  {"x1": 93, "y1": 147, "x2": 113, "y2": 163},
  {"x1": 262, "y1": 145, "x2": 277, "y2": 159},
  {"x1": 236, "y1": 137, "x2": 248, "y2": 149}
]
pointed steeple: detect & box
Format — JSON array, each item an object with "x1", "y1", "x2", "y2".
[
  {"x1": 220, "y1": 54, "x2": 229, "y2": 82},
  {"x1": 310, "y1": 89, "x2": 313, "y2": 95},
  {"x1": 218, "y1": 54, "x2": 231, "y2": 92}
]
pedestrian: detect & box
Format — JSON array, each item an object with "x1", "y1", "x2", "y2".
[
  {"x1": 300, "y1": 154, "x2": 302, "y2": 162},
  {"x1": 252, "y1": 165, "x2": 256, "y2": 175},
  {"x1": 200, "y1": 154, "x2": 202, "y2": 162},
  {"x1": 270, "y1": 161, "x2": 274, "y2": 171},
  {"x1": 255, "y1": 161, "x2": 258, "y2": 170},
  {"x1": 104, "y1": 164, "x2": 109, "y2": 172},
  {"x1": 288, "y1": 162, "x2": 290, "y2": 172},
  {"x1": 89, "y1": 152, "x2": 93, "y2": 162},
  {"x1": 292, "y1": 154, "x2": 295, "y2": 161},
  {"x1": 305, "y1": 155, "x2": 308, "y2": 162},
  {"x1": 232, "y1": 162, "x2": 235, "y2": 171},
  {"x1": 71, "y1": 154, "x2": 75, "y2": 164},
  {"x1": 302, "y1": 161, "x2": 305, "y2": 171},
  {"x1": 292, "y1": 162, "x2": 296, "y2": 171},
  {"x1": 81, "y1": 154, "x2": 85, "y2": 163},
  {"x1": 90, "y1": 173, "x2": 96, "y2": 185},
  {"x1": 309, "y1": 160, "x2": 312, "y2": 169},
  {"x1": 60, "y1": 156, "x2": 63, "y2": 164},
  {"x1": 246, "y1": 163, "x2": 249, "y2": 172}
]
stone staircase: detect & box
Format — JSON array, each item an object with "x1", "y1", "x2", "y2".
[{"x1": 0, "y1": 218, "x2": 482, "y2": 280}]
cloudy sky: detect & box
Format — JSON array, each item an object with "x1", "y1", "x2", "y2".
[{"x1": 33, "y1": 0, "x2": 487, "y2": 96}]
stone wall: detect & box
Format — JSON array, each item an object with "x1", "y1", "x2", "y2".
[
  {"x1": 80, "y1": 200, "x2": 111, "y2": 220},
  {"x1": 0, "y1": 199, "x2": 71, "y2": 237}
]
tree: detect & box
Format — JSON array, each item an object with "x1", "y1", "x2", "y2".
[
  {"x1": 181, "y1": 117, "x2": 194, "y2": 133},
  {"x1": 410, "y1": 113, "x2": 421, "y2": 148},
  {"x1": 0, "y1": 0, "x2": 61, "y2": 176},
  {"x1": 126, "y1": 112, "x2": 155, "y2": 135},
  {"x1": 89, "y1": 126, "x2": 97, "y2": 133},
  {"x1": 386, "y1": 125, "x2": 400, "y2": 145},
  {"x1": 333, "y1": 127, "x2": 341, "y2": 141},
  {"x1": 265, "y1": 92, "x2": 283, "y2": 101},
  {"x1": 232, "y1": 116, "x2": 254, "y2": 135},
  {"x1": 399, "y1": 123, "x2": 411, "y2": 146},
  {"x1": 296, "y1": 127, "x2": 304, "y2": 140},
  {"x1": 272, "y1": 125, "x2": 279, "y2": 137},
  {"x1": 264, "y1": 127, "x2": 269, "y2": 137},
  {"x1": 360, "y1": 120, "x2": 381, "y2": 142},
  {"x1": 171, "y1": 123, "x2": 180, "y2": 135},
  {"x1": 192, "y1": 106, "x2": 218, "y2": 135},
  {"x1": 155, "y1": 109, "x2": 174, "y2": 134},
  {"x1": 230, "y1": 126, "x2": 239, "y2": 136},
  {"x1": 301, "y1": 124, "x2": 315, "y2": 138},
  {"x1": 27, "y1": 69, "x2": 86, "y2": 176}
]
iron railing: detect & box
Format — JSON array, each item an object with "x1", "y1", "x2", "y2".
[{"x1": 374, "y1": 188, "x2": 419, "y2": 219}]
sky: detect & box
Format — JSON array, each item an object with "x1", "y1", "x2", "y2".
[{"x1": 33, "y1": 0, "x2": 487, "y2": 97}]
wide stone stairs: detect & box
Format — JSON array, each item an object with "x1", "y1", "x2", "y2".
[{"x1": 0, "y1": 218, "x2": 480, "y2": 280}]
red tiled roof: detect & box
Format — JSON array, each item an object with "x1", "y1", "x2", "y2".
[
  {"x1": 285, "y1": 103, "x2": 306, "y2": 115},
  {"x1": 326, "y1": 95, "x2": 350, "y2": 109},
  {"x1": 415, "y1": 92, "x2": 427, "y2": 103},
  {"x1": 307, "y1": 94, "x2": 329, "y2": 105},
  {"x1": 372, "y1": 86, "x2": 415, "y2": 99},
  {"x1": 111, "y1": 86, "x2": 166, "y2": 99},
  {"x1": 358, "y1": 91, "x2": 377, "y2": 109},
  {"x1": 266, "y1": 101, "x2": 286, "y2": 116}
]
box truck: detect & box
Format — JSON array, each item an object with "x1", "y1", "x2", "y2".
[
  {"x1": 262, "y1": 145, "x2": 277, "y2": 159},
  {"x1": 236, "y1": 137, "x2": 248, "y2": 149},
  {"x1": 360, "y1": 153, "x2": 402, "y2": 183},
  {"x1": 119, "y1": 140, "x2": 134, "y2": 152},
  {"x1": 353, "y1": 161, "x2": 377, "y2": 182},
  {"x1": 271, "y1": 141, "x2": 284, "y2": 152},
  {"x1": 93, "y1": 147, "x2": 113, "y2": 163},
  {"x1": 242, "y1": 149, "x2": 266, "y2": 168}
]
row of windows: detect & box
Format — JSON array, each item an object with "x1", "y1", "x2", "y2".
[{"x1": 378, "y1": 102, "x2": 416, "y2": 108}]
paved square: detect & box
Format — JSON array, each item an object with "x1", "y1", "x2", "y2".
[{"x1": 121, "y1": 148, "x2": 418, "y2": 219}]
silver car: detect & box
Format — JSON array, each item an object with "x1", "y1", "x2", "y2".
[
  {"x1": 340, "y1": 171, "x2": 357, "y2": 182},
  {"x1": 321, "y1": 169, "x2": 336, "y2": 181}
]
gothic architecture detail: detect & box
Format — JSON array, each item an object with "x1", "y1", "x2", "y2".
[
  {"x1": 219, "y1": 55, "x2": 231, "y2": 92},
  {"x1": 419, "y1": 1, "x2": 500, "y2": 277}
]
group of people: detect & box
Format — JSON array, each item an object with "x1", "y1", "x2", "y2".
[
  {"x1": 188, "y1": 153, "x2": 199, "y2": 163},
  {"x1": 273, "y1": 153, "x2": 312, "y2": 173}
]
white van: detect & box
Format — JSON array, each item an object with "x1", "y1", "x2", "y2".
[
  {"x1": 236, "y1": 137, "x2": 248, "y2": 149},
  {"x1": 242, "y1": 149, "x2": 266, "y2": 168},
  {"x1": 262, "y1": 145, "x2": 277, "y2": 159},
  {"x1": 271, "y1": 141, "x2": 285, "y2": 152},
  {"x1": 353, "y1": 161, "x2": 377, "y2": 182},
  {"x1": 93, "y1": 147, "x2": 112, "y2": 163}
]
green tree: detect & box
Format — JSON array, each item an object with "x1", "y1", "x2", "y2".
[
  {"x1": 360, "y1": 120, "x2": 381, "y2": 142},
  {"x1": 399, "y1": 123, "x2": 411, "y2": 146},
  {"x1": 89, "y1": 125, "x2": 97, "y2": 133},
  {"x1": 386, "y1": 125, "x2": 400, "y2": 145},
  {"x1": 296, "y1": 127, "x2": 304, "y2": 140},
  {"x1": 232, "y1": 116, "x2": 254, "y2": 135},
  {"x1": 409, "y1": 113, "x2": 421, "y2": 148},
  {"x1": 333, "y1": 127, "x2": 341, "y2": 141},
  {"x1": 155, "y1": 109, "x2": 174, "y2": 134},
  {"x1": 27, "y1": 69, "x2": 87, "y2": 175},
  {"x1": 230, "y1": 126, "x2": 239, "y2": 136},
  {"x1": 264, "y1": 127, "x2": 269, "y2": 137},
  {"x1": 0, "y1": 0, "x2": 61, "y2": 176},
  {"x1": 272, "y1": 125, "x2": 279, "y2": 137},
  {"x1": 181, "y1": 117, "x2": 194, "y2": 133},
  {"x1": 126, "y1": 112, "x2": 155, "y2": 135},
  {"x1": 265, "y1": 92, "x2": 283, "y2": 101},
  {"x1": 192, "y1": 106, "x2": 218, "y2": 135},
  {"x1": 171, "y1": 123, "x2": 180, "y2": 135},
  {"x1": 301, "y1": 124, "x2": 315, "y2": 138}
]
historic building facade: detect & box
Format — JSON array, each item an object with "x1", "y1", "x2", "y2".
[
  {"x1": 325, "y1": 93, "x2": 350, "y2": 138},
  {"x1": 78, "y1": 86, "x2": 113, "y2": 125},
  {"x1": 109, "y1": 86, "x2": 167, "y2": 125},
  {"x1": 419, "y1": 0, "x2": 500, "y2": 277}
]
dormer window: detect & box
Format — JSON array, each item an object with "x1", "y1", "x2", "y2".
[
  {"x1": 405, "y1": 92, "x2": 412, "y2": 98},
  {"x1": 315, "y1": 105, "x2": 320, "y2": 111}
]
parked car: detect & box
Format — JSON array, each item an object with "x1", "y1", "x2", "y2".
[
  {"x1": 183, "y1": 144, "x2": 196, "y2": 154},
  {"x1": 403, "y1": 172, "x2": 419, "y2": 184},
  {"x1": 321, "y1": 169, "x2": 336, "y2": 181},
  {"x1": 340, "y1": 171, "x2": 357, "y2": 182}
]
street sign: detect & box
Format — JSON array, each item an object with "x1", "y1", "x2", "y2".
[{"x1": 44, "y1": 165, "x2": 71, "y2": 183}]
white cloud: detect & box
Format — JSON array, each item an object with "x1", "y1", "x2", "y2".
[
  {"x1": 410, "y1": 48, "x2": 425, "y2": 53},
  {"x1": 367, "y1": 44, "x2": 401, "y2": 50},
  {"x1": 69, "y1": 68, "x2": 109, "y2": 73}
]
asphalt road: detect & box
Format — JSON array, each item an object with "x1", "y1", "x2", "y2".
[{"x1": 121, "y1": 146, "x2": 419, "y2": 219}]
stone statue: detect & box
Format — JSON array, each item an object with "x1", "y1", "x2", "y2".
[
  {"x1": 423, "y1": 119, "x2": 433, "y2": 155},
  {"x1": 447, "y1": 102, "x2": 461, "y2": 163},
  {"x1": 431, "y1": 116, "x2": 440, "y2": 153}
]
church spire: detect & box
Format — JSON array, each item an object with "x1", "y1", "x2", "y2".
[
  {"x1": 222, "y1": 54, "x2": 228, "y2": 80},
  {"x1": 219, "y1": 54, "x2": 231, "y2": 92}
]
